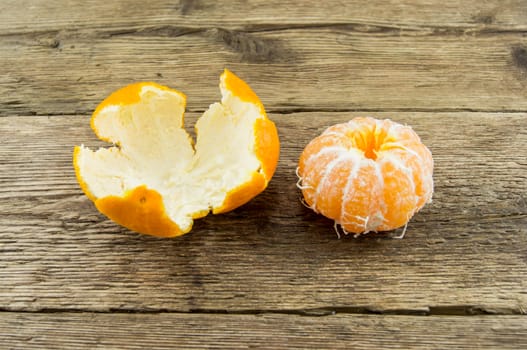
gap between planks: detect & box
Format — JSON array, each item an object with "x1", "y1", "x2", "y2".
[
  {"x1": 1, "y1": 305, "x2": 525, "y2": 317},
  {"x1": 3, "y1": 108, "x2": 527, "y2": 118}
]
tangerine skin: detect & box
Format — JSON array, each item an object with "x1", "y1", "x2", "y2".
[
  {"x1": 297, "y1": 117, "x2": 433, "y2": 235},
  {"x1": 74, "y1": 70, "x2": 279, "y2": 238}
]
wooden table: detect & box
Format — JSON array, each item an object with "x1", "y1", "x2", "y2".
[{"x1": 1, "y1": 1, "x2": 526, "y2": 348}]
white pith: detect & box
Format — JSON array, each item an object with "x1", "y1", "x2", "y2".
[{"x1": 76, "y1": 81, "x2": 263, "y2": 232}]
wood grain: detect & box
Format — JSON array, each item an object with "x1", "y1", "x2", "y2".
[
  {"x1": 2, "y1": 0, "x2": 526, "y2": 346},
  {"x1": 1, "y1": 0, "x2": 526, "y2": 33},
  {"x1": 1, "y1": 112, "x2": 525, "y2": 313},
  {"x1": 1, "y1": 312, "x2": 526, "y2": 349},
  {"x1": 1, "y1": 20, "x2": 527, "y2": 115}
]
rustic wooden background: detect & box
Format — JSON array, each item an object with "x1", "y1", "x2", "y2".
[{"x1": 1, "y1": 0, "x2": 526, "y2": 348}]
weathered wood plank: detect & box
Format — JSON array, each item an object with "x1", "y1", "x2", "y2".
[
  {"x1": 1, "y1": 312, "x2": 526, "y2": 349},
  {"x1": 0, "y1": 112, "x2": 525, "y2": 312},
  {"x1": 1, "y1": 28, "x2": 527, "y2": 115},
  {"x1": 1, "y1": 0, "x2": 526, "y2": 34}
]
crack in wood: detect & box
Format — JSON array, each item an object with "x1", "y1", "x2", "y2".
[
  {"x1": 2, "y1": 22, "x2": 526, "y2": 40},
  {"x1": 103, "y1": 26, "x2": 203, "y2": 39}
]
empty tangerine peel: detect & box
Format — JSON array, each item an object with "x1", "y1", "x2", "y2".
[
  {"x1": 74, "y1": 69, "x2": 279, "y2": 237},
  {"x1": 297, "y1": 117, "x2": 433, "y2": 236}
]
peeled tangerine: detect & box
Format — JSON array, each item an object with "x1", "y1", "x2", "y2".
[
  {"x1": 297, "y1": 117, "x2": 433, "y2": 236},
  {"x1": 74, "y1": 69, "x2": 279, "y2": 237}
]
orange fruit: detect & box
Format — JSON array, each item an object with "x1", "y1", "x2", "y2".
[
  {"x1": 297, "y1": 117, "x2": 433, "y2": 236},
  {"x1": 74, "y1": 69, "x2": 279, "y2": 237}
]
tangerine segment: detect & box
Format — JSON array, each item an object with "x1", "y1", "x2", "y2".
[
  {"x1": 74, "y1": 70, "x2": 279, "y2": 237},
  {"x1": 298, "y1": 117, "x2": 433, "y2": 235}
]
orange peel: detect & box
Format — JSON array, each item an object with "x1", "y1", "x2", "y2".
[{"x1": 74, "y1": 69, "x2": 279, "y2": 237}]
